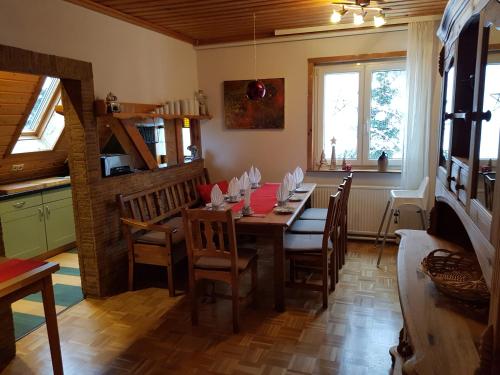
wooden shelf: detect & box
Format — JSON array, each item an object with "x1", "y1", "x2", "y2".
[
  {"x1": 97, "y1": 113, "x2": 212, "y2": 121},
  {"x1": 395, "y1": 229, "x2": 487, "y2": 375}
]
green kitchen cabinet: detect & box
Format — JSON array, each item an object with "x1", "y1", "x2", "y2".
[
  {"x1": 44, "y1": 198, "x2": 76, "y2": 250},
  {"x1": 0, "y1": 186, "x2": 76, "y2": 259},
  {"x1": 1, "y1": 206, "x2": 47, "y2": 258}
]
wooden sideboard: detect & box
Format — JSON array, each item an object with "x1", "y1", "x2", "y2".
[
  {"x1": 391, "y1": 1, "x2": 500, "y2": 374},
  {"x1": 391, "y1": 230, "x2": 487, "y2": 374}
]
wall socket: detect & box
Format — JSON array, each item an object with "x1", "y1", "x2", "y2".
[{"x1": 11, "y1": 164, "x2": 24, "y2": 172}]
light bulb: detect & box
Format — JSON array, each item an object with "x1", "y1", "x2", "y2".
[
  {"x1": 330, "y1": 10, "x2": 342, "y2": 23},
  {"x1": 374, "y1": 13, "x2": 386, "y2": 27},
  {"x1": 353, "y1": 12, "x2": 365, "y2": 25}
]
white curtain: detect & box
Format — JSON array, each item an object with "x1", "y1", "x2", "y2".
[{"x1": 401, "y1": 21, "x2": 439, "y2": 189}]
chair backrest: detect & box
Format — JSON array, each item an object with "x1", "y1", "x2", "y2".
[
  {"x1": 416, "y1": 176, "x2": 430, "y2": 200},
  {"x1": 182, "y1": 207, "x2": 238, "y2": 273},
  {"x1": 322, "y1": 191, "x2": 342, "y2": 251},
  {"x1": 118, "y1": 169, "x2": 210, "y2": 224},
  {"x1": 341, "y1": 173, "x2": 353, "y2": 217}
]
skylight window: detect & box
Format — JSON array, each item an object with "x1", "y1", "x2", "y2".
[
  {"x1": 23, "y1": 76, "x2": 60, "y2": 134},
  {"x1": 11, "y1": 76, "x2": 65, "y2": 154}
]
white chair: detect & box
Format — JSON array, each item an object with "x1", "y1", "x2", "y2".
[{"x1": 375, "y1": 176, "x2": 429, "y2": 267}]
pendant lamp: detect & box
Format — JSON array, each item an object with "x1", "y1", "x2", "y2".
[{"x1": 246, "y1": 13, "x2": 266, "y2": 100}]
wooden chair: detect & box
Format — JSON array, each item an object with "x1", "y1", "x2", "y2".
[
  {"x1": 284, "y1": 192, "x2": 341, "y2": 308},
  {"x1": 297, "y1": 173, "x2": 353, "y2": 222},
  {"x1": 182, "y1": 207, "x2": 258, "y2": 333},
  {"x1": 290, "y1": 174, "x2": 352, "y2": 283},
  {"x1": 339, "y1": 174, "x2": 353, "y2": 267}
]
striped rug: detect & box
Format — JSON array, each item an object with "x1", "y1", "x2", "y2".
[{"x1": 11, "y1": 249, "x2": 83, "y2": 340}]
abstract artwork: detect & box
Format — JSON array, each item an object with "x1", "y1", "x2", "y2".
[{"x1": 224, "y1": 78, "x2": 285, "y2": 129}]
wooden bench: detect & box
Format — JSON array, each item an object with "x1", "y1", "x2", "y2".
[{"x1": 117, "y1": 168, "x2": 210, "y2": 296}]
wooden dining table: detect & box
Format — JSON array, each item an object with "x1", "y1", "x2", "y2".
[
  {"x1": 230, "y1": 182, "x2": 316, "y2": 312},
  {"x1": 0, "y1": 257, "x2": 63, "y2": 374}
]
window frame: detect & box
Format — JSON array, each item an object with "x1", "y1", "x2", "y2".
[
  {"x1": 20, "y1": 86, "x2": 62, "y2": 140},
  {"x1": 21, "y1": 76, "x2": 61, "y2": 137},
  {"x1": 11, "y1": 86, "x2": 65, "y2": 154},
  {"x1": 306, "y1": 51, "x2": 408, "y2": 171},
  {"x1": 314, "y1": 59, "x2": 407, "y2": 168}
]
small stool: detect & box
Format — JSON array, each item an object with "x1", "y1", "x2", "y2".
[{"x1": 375, "y1": 177, "x2": 429, "y2": 266}]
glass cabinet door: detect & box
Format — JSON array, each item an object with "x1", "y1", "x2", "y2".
[
  {"x1": 440, "y1": 66, "x2": 455, "y2": 167},
  {"x1": 475, "y1": 27, "x2": 500, "y2": 212}
]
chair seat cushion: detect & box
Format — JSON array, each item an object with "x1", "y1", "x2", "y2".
[
  {"x1": 284, "y1": 234, "x2": 332, "y2": 252},
  {"x1": 300, "y1": 208, "x2": 328, "y2": 220},
  {"x1": 194, "y1": 248, "x2": 257, "y2": 271},
  {"x1": 289, "y1": 219, "x2": 326, "y2": 234},
  {"x1": 136, "y1": 216, "x2": 185, "y2": 245}
]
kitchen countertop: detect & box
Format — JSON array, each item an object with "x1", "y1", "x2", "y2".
[{"x1": 0, "y1": 177, "x2": 71, "y2": 201}]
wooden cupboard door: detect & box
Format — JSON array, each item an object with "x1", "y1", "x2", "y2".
[
  {"x1": 1, "y1": 206, "x2": 47, "y2": 258},
  {"x1": 44, "y1": 198, "x2": 76, "y2": 251}
]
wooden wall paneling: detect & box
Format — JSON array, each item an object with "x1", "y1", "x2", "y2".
[
  {"x1": 2, "y1": 77, "x2": 44, "y2": 158},
  {"x1": 0, "y1": 151, "x2": 68, "y2": 184},
  {"x1": 121, "y1": 119, "x2": 158, "y2": 170}
]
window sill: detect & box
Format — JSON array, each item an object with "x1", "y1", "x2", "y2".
[{"x1": 307, "y1": 167, "x2": 401, "y2": 174}]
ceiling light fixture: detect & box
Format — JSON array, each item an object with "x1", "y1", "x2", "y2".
[
  {"x1": 353, "y1": 12, "x2": 365, "y2": 25},
  {"x1": 373, "y1": 11, "x2": 386, "y2": 27},
  {"x1": 330, "y1": 5, "x2": 347, "y2": 24},
  {"x1": 246, "y1": 12, "x2": 266, "y2": 101}
]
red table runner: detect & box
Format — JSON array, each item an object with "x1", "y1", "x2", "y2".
[
  {"x1": 0, "y1": 258, "x2": 46, "y2": 283},
  {"x1": 231, "y1": 183, "x2": 279, "y2": 214}
]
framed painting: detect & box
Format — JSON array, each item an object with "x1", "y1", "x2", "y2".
[{"x1": 224, "y1": 78, "x2": 284, "y2": 129}]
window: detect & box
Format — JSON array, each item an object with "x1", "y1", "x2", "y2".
[
  {"x1": 314, "y1": 59, "x2": 407, "y2": 167},
  {"x1": 12, "y1": 76, "x2": 65, "y2": 154},
  {"x1": 23, "y1": 77, "x2": 60, "y2": 135}
]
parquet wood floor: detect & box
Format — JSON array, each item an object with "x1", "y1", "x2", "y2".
[{"x1": 2, "y1": 241, "x2": 401, "y2": 375}]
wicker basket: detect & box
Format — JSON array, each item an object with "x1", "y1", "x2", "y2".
[{"x1": 421, "y1": 249, "x2": 490, "y2": 304}]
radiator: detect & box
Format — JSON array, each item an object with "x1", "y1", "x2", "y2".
[{"x1": 311, "y1": 185, "x2": 395, "y2": 237}]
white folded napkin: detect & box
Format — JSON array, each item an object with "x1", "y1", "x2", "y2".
[
  {"x1": 276, "y1": 183, "x2": 289, "y2": 204},
  {"x1": 210, "y1": 184, "x2": 224, "y2": 208},
  {"x1": 248, "y1": 165, "x2": 262, "y2": 187},
  {"x1": 240, "y1": 171, "x2": 250, "y2": 192},
  {"x1": 284, "y1": 172, "x2": 296, "y2": 193},
  {"x1": 243, "y1": 188, "x2": 251, "y2": 209},
  {"x1": 228, "y1": 177, "x2": 240, "y2": 198},
  {"x1": 293, "y1": 166, "x2": 304, "y2": 187}
]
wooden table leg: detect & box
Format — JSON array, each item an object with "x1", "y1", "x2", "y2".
[
  {"x1": 0, "y1": 305, "x2": 15, "y2": 372},
  {"x1": 41, "y1": 276, "x2": 63, "y2": 375},
  {"x1": 273, "y1": 227, "x2": 285, "y2": 312}
]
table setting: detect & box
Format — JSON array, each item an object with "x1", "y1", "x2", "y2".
[{"x1": 204, "y1": 166, "x2": 307, "y2": 218}]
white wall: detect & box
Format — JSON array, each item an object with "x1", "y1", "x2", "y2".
[
  {"x1": 197, "y1": 28, "x2": 409, "y2": 186},
  {"x1": 0, "y1": 0, "x2": 198, "y2": 103}
]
